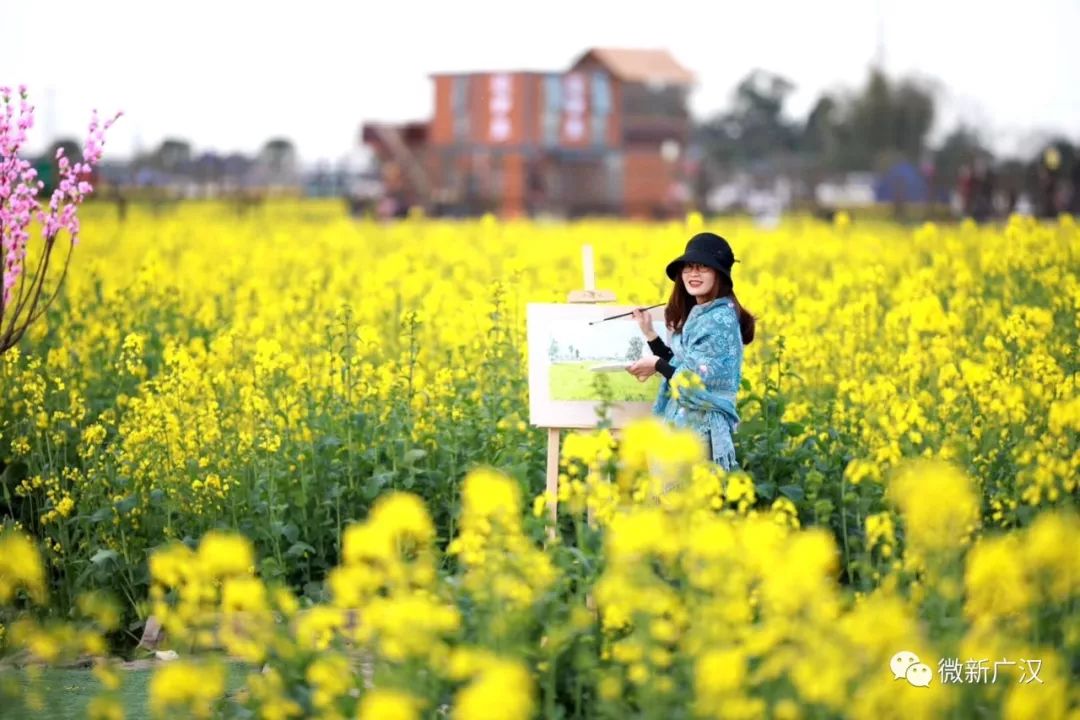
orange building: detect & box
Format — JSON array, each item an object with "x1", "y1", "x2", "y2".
[{"x1": 363, "y1": 48, "x2": 695, "y2": 218}]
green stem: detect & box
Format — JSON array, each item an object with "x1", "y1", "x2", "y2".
[
  {"x1": 545, "y1": 650, "x2": 557, "y2": 720},
  {"x1": 840, "y1": 474, "x2": 850, "y2": 573}
]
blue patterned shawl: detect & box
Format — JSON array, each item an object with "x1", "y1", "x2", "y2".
[{"x1": 652, "y1": 296, "x2": 743, "y2": 469}]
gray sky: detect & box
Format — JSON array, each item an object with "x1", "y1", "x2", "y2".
[
  {"x1": 549, "y1": 315, "x2": 668, "y2": 361},
  {"x1": 4, "y1": 0, "x2": 1078, "y2": 165}
]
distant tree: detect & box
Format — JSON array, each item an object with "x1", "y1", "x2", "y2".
[
  {"x1": 48, "y1": 138, "x2": 83, "y2": 165},
  {"x1": 847, "y1": 69, "x2": 893, "y2": 167},
  {"x1": 626, "y1": 336, "x2": 643, "y2": 361},
  {"x1": 934, "y1": 124, "x2": 990, "y2": 188},
  {"x1": 33, "y1": 138, "x2": 84, "y2": 195},
  {"x1": 798, "y1": 95, "x2": 843, "y2": 191},
  {"x1": 891, "y1": 78, "x2": 937, "y2": 161},
  {"x1": 801, "y1": 95, "x2": 840, "y2": 159},
  {"x1": 791, "y1": 68, "x2": 940, "y2": 175},
  {"x1": 548, "y1": 339, "x2": 559, "y2": 361},
  {"x1": 835, "y1": 69, "x2": 937, "y2": 171},
  {"x1": 259, "y1": 138, "x2": 298, "y2": 185},
  {"x1": 152, "y1": 138, "x2": 193, "y2": 174},
  {"x1": 695, "y1": 69, "x2": 799, "y2": 170}
]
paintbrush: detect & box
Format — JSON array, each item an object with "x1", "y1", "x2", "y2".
[{"x1": 588, "y1": 303, "x2": 664, "y2": 325}]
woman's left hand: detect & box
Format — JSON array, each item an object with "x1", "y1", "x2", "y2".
[{"x1": 626, "y1": 356, "x2": 659, "y2": 382}]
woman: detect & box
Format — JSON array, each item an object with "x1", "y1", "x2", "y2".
[{"x1": 626, "y1": 232, "x2": 756, "y2": 470}]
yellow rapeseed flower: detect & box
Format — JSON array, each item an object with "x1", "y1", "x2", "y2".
[
  {"x1": 0, "y1": 531, "x2": 46, "y2": 604},
  {"x1": 887, "y1": 460, "x2": 980, "y2": 561},
  {"x1": 357, "y1": 689, "x2": 421, "y2": 720},
  {"x1": 197, "y1": 531, "x2": 254, "y2": 578},
  {"x1": 148, "y1": 661, "x2": 225, "y2": 719},
  {"x1": 452, "y1": 658, "x2": 534, "y2": 720}
]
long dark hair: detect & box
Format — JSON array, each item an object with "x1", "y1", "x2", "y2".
[{"x1": 665, "y1": 273, "x2": 756, "y2": 345}]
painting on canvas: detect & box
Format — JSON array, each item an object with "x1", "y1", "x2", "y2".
[{"x1": 527, "y1": 303, "x2": 669, "y2": 429}]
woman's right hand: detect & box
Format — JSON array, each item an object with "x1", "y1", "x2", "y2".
[{"x1": 632, "y1": 308, "x2": 658, "y2": 340}]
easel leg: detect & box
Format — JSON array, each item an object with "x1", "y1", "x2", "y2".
[{"x1": 546, "y1": 427, "x2": 560, "y2": 540}]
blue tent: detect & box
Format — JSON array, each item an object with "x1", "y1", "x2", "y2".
[{"x1": 874, "y1": 161, "x2": 945, "y2": 204}]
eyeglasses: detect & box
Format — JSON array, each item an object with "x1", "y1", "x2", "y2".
[{"x1": 681, "y1": 264, "x2": 711, "y2": 275}]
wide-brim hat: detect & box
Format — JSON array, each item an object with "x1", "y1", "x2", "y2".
[{"x1": 665, "y1": 232, "x2": 738, "y2": 283}]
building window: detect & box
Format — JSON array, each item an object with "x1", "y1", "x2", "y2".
[
  {"x1": 563, "y1": 73, "x2": 587, "y2": 142},
  {"x1": 622, "y1": 84, "x2": 685, "y2": 117},
  {"x1": 488, "y1": 74, "x2": 513, "y2": 142},
  {"x1": 545, "y1": 74, "x2": 562, "y2": 111},
  {"x1": 591, "y1": 72, "x2": 611, "y2": 114},
  {"x1": 453, "y1": 76, "x2": 470, "y2": 140},
  {"x1": 591, "y1": 72, "x2": 610, "y2": 147},
  {"x1": 591, "y1": 115, "x2": 607, "y2": 147},
  {"x1": 543, "y1": 75, "x2": 562, "y2": 146}
]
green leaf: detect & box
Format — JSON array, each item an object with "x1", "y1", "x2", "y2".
[
  {"x1": 115, "y1": 496, "x2": 139, "y2": 515},
  {"x1": 318, "y1": 435, "x2": 342, "y2": 451},
  {"x1": 282, "y1": 523, "x2": 299, "y2": 544},
  {"x1": 0, "y1": 461, "x2": 29, "y2": 488},
  {"x1": 90, "y1": 549, "x2": 119, "y2": 566},
  {"x1": 754, "y1": 481, "x2": 777, "y2": 500},
  {"x1": 88, "y1": 507, "x2": 112, "y2": 523},
  {"x1": 1015, "y1": 504, "x2": 1037, "y2": 526},
  {"x1": 285, "y1": 541, "x2": 316, "y2": 559},
  {"x1": 565, "y1": 546, "x2": 596, "y2": 575},
  {"x1": 259, "y1": 556, "x2": 283, "y2": 581},
  {"x1": 303, "y1": 581, "x2": 326, "y2": 601},
  {"x1": 779, "y1": 484, "x2": 805, "y2": 502},
  {"x1": 403, "y1": 448, "x2": 427, "y2": 465},
  {"x1": 363, "y1": 471, "x2": 393, "y2": 499}
]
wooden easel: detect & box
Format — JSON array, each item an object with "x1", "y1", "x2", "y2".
[{"x1": 544, "y1": 245, "x2": 616, "y2": 537}]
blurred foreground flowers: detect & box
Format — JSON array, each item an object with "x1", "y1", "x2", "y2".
[{"x1": 2, "y1": 416, "x2": 1078, "y2": 717}]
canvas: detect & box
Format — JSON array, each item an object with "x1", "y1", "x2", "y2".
[{"x1": 527, "y1": 303, "x2": 670, "y2": 429}]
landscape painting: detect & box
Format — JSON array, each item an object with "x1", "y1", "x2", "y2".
[{"x1": 527, "y1": 303, "x2": 669, "y2": 428}]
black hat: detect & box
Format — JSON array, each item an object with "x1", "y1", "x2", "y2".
[{"x1": 665, "y1": 232, "x2": 738, "y2": 282}]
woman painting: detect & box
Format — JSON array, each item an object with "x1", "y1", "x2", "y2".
[{"x1": 626, "y1": 232, "x2": 756, "y2": 470}]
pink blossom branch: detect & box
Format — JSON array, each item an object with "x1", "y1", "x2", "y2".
[{"x1": 0, "y1": 85, "x2": 119, "y2": 354}]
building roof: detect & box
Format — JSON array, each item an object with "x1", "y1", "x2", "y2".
[
  {"x1": 571, "y1": 48, "x2": 695, "y2": 86},
  {"x1": 428, "y1": 70, "x2": 549, "y2": 78}
]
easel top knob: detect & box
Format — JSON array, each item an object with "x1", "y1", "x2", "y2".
[
  {"x1": 570, "y1": 245, "x2": 616, "y2": 304},
  {"x1": 567, "y1": 289, "x2": 617, "y2": 303}
]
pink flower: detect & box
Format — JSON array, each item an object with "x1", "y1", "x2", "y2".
[{"x1": 0, "y1": 86, "x2": 119, "y2": 308}]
